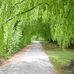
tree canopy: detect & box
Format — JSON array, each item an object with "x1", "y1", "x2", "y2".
[{"x1": 0, "y1": 0, "x2": 74, "y2": 58}]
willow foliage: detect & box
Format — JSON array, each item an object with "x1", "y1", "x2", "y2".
[{"x1": 0, "y1": 0, "x2": 74, "y2": 58}]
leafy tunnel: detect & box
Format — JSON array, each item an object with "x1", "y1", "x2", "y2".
[{"x1": 0, "y1": 0, "x2": 74, "y2": 59}]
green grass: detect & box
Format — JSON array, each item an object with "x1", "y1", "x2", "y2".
[
  {"x1": 46, "y1": 50, "x2": 74, "y2": 68},
  {"x1": 41, "y1": 42, "x2": 74, "y2": 72}
]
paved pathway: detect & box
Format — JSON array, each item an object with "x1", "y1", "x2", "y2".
[{"x1": 0, "y1": 41, "x2": 56, "y2": 74}]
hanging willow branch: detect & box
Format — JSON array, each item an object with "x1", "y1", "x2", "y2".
[
  {"x1": 12, "y1": 0, "x2": 25, "y2": 8},
  {"x1": 6, "y1": 2, "x2": 49, "y2": 23},
  {"x1": 14, "y1": 20, "x2": 21, "y2": 30}
]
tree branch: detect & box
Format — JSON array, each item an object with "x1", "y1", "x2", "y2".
[{"x1": 6, "y1": 2, "x2": 49, "y2": 23}]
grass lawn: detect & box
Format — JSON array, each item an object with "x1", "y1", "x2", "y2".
[{"x1": 41, "y1": 42, "x2": 74, "y2": 74}]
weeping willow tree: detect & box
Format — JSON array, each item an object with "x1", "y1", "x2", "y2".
[
  {"x1": 47, "y1": 0, "x2": 74, "y2": 48},
  {"x1": 0, "y1": 0, "x2": 74, "y2": 58}
]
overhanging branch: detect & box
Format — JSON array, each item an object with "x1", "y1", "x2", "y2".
[{"x1": 6, "y1": 2, "x2": 49, "y2": 23}]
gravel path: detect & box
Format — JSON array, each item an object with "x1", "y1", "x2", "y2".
[{"x1": 0, "y1": 41, "x2": 56, "y2": 74}]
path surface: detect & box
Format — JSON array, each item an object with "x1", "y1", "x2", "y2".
[{"x1": 0, "y1": 41, "x2": 56, "y2": 74}]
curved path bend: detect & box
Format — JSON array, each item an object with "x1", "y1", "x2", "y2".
[{"x1": 0, "y1": 41, "x2": 56, "y2": 74}]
